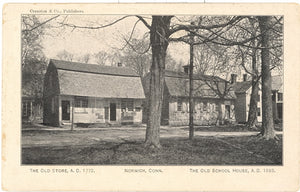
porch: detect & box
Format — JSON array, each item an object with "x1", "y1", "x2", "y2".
[{"x1": 58, "y1": 95, "x2": 143, "y2": 126}]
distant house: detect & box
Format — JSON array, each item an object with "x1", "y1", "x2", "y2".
[
  {"x1": 232, "y1": 74, "x2": 262, "y2": 123},
  {"x1": 43, "y1": 59, "x2": 145, "y2": 127},
  {"x1": 22, "y1": 72, "x2": 44, "y2": 122},
  {"x1": 233, "y1": 74, "x2": 283, "y2": 123},
  {"x1": 271, "y1": 75, "x2": 283, "y2": 120},
  {"x1": 143, "y1": 66, "x2": 236, "y2": 126}
]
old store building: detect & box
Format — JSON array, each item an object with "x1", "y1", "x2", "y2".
[
  {"x1": 43, "y1": 59, "x2": 145, "y2": 127},
  {"x1": 143, "y1": 66, "x2": 236, "y2": 126}
]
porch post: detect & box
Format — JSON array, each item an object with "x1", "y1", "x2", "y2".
[
  {"x1": 58, "y1": 96, "x2": 62, "y2": 127},
  {"x1": 30, "y1": 101, "x2": 33, "y2": 118},
  {"x1": 71, "y1": 100, "x2": 74, "y2": 131}
]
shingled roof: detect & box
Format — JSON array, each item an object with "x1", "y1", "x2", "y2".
[
  {"x1": 233, "y1": 75, "x2": 283, "y2": 93},
  {"x1": 50, "y1": 59, "x2": 145, "y2": 99},
  {"x1": 50, "y1": 59, "x2": 139, "y2": 77},
  {"x1": 163, "y1": 70, "x2": 236, "y2": 99}
]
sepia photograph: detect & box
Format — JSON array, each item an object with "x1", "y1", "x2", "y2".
[
  {"x1": 4, "y1": 3, "x2": 300, "y2": 191},
  {"x1": 21, "y1": 14, "x2": 284, "y2": 165}
]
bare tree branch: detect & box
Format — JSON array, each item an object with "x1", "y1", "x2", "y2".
[
  {"x1": 59, "y1": 15, "x2": 134, "y2": 30},
  {"x1": 119, "y1": 19, "x2": 141, "y2": 50},
  {"x1": 22, "y1": 15, "x2": 60, "y2": 32},
  {"x1": 169, "y1": 16, "x2": 244, "y2": 35},
  {"x1": 136, "y1": 15, "x2": 151, "y2": 30}
]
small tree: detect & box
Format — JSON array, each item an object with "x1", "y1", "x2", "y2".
[
  {"x1": 94, "y1": 51, "x2": 111, "y2": 65},
  {"x1": 56, "y1": 50, "x2": 74, "y2": 61},
  {"x1": 120, "y1": 38, "x2": 151, "y2": 78},
  {"x1": 80, "y1": 53, "x2": 91, "y2": 64}
]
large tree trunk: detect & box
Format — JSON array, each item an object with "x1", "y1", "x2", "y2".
[
  {"x1": 247, "y1": 53, "x2": 259, "y2": 128},
  {"x1": 145, "y1": 16, "x2": 171, "y2": 148},
  {"x1": 258, "y1": 16, "x2": 276, "y2": 139},
  {"x1": 247, "y1": 78, "x2": 259, "y2": 128}
]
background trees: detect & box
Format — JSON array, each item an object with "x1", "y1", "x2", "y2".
[
  {"x1": 119, "y1": 38, "x2": 152, "y2": 78},
  {"x1": 22, "y1": 15, "x2": 49, "y2": 115},
  {"x1": 56, "y1": 50, "x2": 74, "y2": 61},
  {"x1": 22, "y1": 15, "x2": 283, "y2": 143}
]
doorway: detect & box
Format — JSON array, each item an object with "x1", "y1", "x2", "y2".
[
  {"x1": 225, "y1": 105, "x2": 231, "y2": 119},
  {"x1": 110, "y1": 103, "x2": 116, "y2": 121},
  {"x1": 62, "y1": 100, "x2": 70, "y2": 121}
]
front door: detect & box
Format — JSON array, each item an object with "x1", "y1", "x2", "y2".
[
  {"x1": 110, "y1": 103, "x2": 116, "y2": 121},
  {"x1": 225, "y1": 105, "x2": 230, "y2": 119},
  {"x1": 62, "y1": 100, "x2": 70, "y2": 121}
]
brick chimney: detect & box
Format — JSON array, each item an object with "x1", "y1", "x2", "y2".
[
  {"x1": 243, "y1": 74, "x2": 247, "y2": 81},
  {"x1": 231, "y1": 74, "x2": 237, "y2": 84},
  {"x1": 183, "y1": 65, "x2": 190, "y2": 74}
]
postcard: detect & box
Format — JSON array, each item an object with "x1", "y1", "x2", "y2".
[{"x1": 2, "y1": 3, "x2": 300, "y2": 191}]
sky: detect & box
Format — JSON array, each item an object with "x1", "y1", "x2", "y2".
[
  {"x1": 36, "y1": 14, "x2": 282, "y2": 79},
  {"x1": 41, "y1": 15, "x2": 190, "y2": 64}
]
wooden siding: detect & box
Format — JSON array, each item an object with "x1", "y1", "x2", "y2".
[
  {"x1": 169, "y1": 98, "x2": 235, "y2": 126},
  {"x1": 235, "y1": 87, "x2": 263, "y2": 123},
  {"x1": 43, "y1": 61, "x2": 145, "y2": 127},
  {"x1": 59, "y1": 96, "x2": 143, "y2": 125},
  {"x1": 142, "y1": 73, "x2": 236, "y2": 126}
]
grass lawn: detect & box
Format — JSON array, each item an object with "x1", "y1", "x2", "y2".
[
  {"x1": 182, "y1": 124, "x2": 283, "y2": 132},
  {"x1": 22, "y1": 135, "x2": 282, "y2": 165}
]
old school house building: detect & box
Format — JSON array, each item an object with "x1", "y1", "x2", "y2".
[
  {"x1": 43, "y1": 59, "x2": 145, "y2": 126},
  {"x1": 143, "y1": 66, "x2": 237, "y2": 126}
]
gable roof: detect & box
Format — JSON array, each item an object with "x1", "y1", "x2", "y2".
[
  {"x1": 49, "y1": 59, "x2": 145, "y2": 99},
  {"x1": 165, "y1": 70, "x2": 227, "y2": 82},
  {"x1": 233, "y1": 75, "x2": 283, "y2": 93},
  {"x1": 50, "y1": 59, "x2": 139, "y2": 77},
  {"x1": 163, "y1": 70, "x2": 236, "y2": 99},
  {"x1": 233, "y1": 81, "x2": 252, "y2": 93}
]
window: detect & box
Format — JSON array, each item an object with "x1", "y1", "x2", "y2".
[
  {"x1": 121, "y1": 100, "x2": 134, "y2": 112},
  {"x1": 82, "y1": 99, "x2": 88, "y2": 108},
  {"x1": 22, "y1": 102, "x2": 27, "y2": 116},
  {"x1": 121, "y1": 100, "x2": 126, "y2": 111},
  {"x1": 96, "y1": 99, "x2": 102, "y2": 108},
  {"x1": 177, "y1": 99, "x2": 182, "y2": 111},
  {"x1": 22, "y1": 102, "x2": 32, "y2": 116},
  {"x1": 257, "y1": 107, "x2": 261, "y2": 116},
  {"x1": 203, "y1": 102, "x2": 207, "y2": 111},
  {"x1": 75, "y1": 97, "x2": 88, "y2": 108},
  {"x1": 127, "y1": 100, "x2": 134, "y2": 111},
  {"x1": 278, "y1": 93, "x2": 283, "y2": 101},
  {"x1": 257, "y1": 94, "x2": 260, "y2": 102}
]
